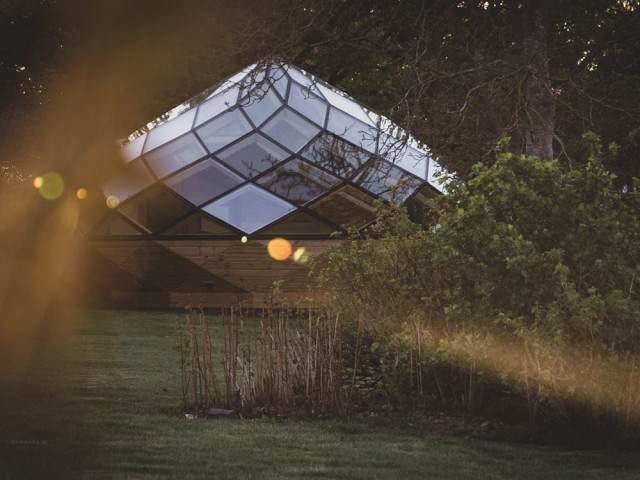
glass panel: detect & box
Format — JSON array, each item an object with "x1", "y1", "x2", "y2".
[
  {"x1": 202, "y1": 184, "x2": 296, "y2": 234},
  {"x1": 326, "y1": 107, "x2": 378, "y2": 153},
  {"x1": 262, "y1": 108, "x2": 320, "y2": 153},
  {"x1": 308, "y1": 184, "x2": 377, "y2": 229},
  {"x1": 143, "y1": 108, "x2": 196, "y2": 153},
  {"x1": 427, "y1": 158, "x2": 448, "y2": 193},
  {"x1": 92, "y1": 214, "x2": 144, "y2": 236},
  {"x1": 120, "y1": 133, "x2": 146, "y2": 162},
  {"x1": 240, "y1": 87, "x2": 282, "y2": 127},
  {"x1": 102, "y1": 157, "x2": 154, "y2": 203},
  {"x1": 378, "y1": 134, "x2": 428, "y2": 179},
  {"x1": 216, "y1": 133, "x2": 289, "y2": 178},
  {"x1": 286, "y1": 66, "x2": 324, "y2": 97},
  {"x1": 300, "y1": 133, "x2": 369, "y2": 179},
  {"x1": 406, "y1": 184, "x2": 439, "y2": 225},
  {"x1": 257, "y1": 211, "x2": 337, "y2": 236},
  {"x1": 162, "y1": 213, "x2": 235, "y2": 235},
  {"x1": 194, "y1": 84, "x2": 241, "y2": 126},
  {"x1": 144, "y1": 133, "x2": 207, "y2": 179},
  {"x1": 269, "y1": 65, "x2": 289, "y2": 98},
  {"x1": 257, "y1": 158, "x2": 340, "y2": 205},
  {"x1": 195, "y1": 109, "x2": 253, "y2": 154},
  {"x1": 288, "y1": 80, "x2": 328, "y2": 127},
  {"x1": 316, "y1": 82, "x2": 376, "y2": 126},
  {"x1": 164, "y1": 158, "x2": 243, "y2": 206},
  {"x1": 118, "y1": 185, "x2": 193, "y2": 233},
  {"x1": 355, "y1": 158, "x2": 423, "y2": 203}
]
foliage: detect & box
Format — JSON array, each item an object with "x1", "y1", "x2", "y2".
[{"x1": 310, "y1": 146, "x2": 640, "y2": 432}]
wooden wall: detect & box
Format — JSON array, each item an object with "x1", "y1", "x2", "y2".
[{"x1": 81, "y1": 238, "x2": 335, "y2": 308}]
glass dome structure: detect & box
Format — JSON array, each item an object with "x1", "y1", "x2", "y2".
[{"x1": 87, "y1": 59, "x2": 446, "y2": 239}]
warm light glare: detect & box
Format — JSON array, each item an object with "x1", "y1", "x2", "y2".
[
  {"x1": 293, "y1": 247, "x2": 308, "y2": 263},
  {"x1": 106, "y1": 195, "x2": 120, "y2": 208},
  {"x1": 35, "y1": 172, "x2": 65, "y2": 200},
  {"x1": 241, "y1": 235, "x2": 248, "y2": 243},
  {"x1": 76, "y1": 188, "x2": 88, "y2": 200},
  {"x1": 267, "y1": 238, "x2": 292, "y2": 261}
]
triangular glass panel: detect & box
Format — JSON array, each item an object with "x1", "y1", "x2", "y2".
[
  {"x1": 91, "y1": 213, "x2": 144, "y2": 236},
  {"x1": 307, "y1": 184, "x2": 377, "y2": 229},
  {"x1": 315, "y1": 82, "x2": 376, "y2": 127},
  {"x1": 144, "y1": 133, "x2": 208, "y2": 179},
  {"x1": 287, "y1": 80, "x2": 328, "y2": 127},
  {"x1": 256, "y1": 158, "x2": 340, "y2": 205},
  {"x1": 162, "y1": 213, "x2": 235, "y2": 235},
  {"x1": 195, "y1": 109, "x2": 253, "y2": 154},
  {"x1": 143, "y1": 108, "x2": 197, "y2": 153},
  {"x1": 164, "y1": 158, "x2": 243, "y2": 206},
  {"x1": 118, "y1": 185, "x2": 193, "y2": 233},
  {"x1": 355, "y1": 158, "x2": 423, "y2": 203},
  {"x1": 326, "y1": 107, "x2": 378, "y2": 154},
  {"x1": 102, "y1": 157, "x2": 154, "y2": 204},
  {"x1": 301, "y1": 133, "x2": 370, "y2": 179},
  {"x1": 261, "y1": 108, "x2": 320, "y2": 153},
  {"x1": 216, "y1": 133, "x2": 289, "y2": 178},
  {"x1": 193, "y1": 84, "x2": 241, "y2": 127},
  {"x1": 240, "y1": 86, "x2": 282, "y2": 128},
  {"x1": 202, "y1": 184, "x2": 296, "y2": 234},
  {"x1": 257, "y1": 211, "x2": 337, "y2": 236}
]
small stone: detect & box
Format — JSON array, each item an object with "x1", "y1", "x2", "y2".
[{"x1": 207, "y1": 408, "x2": 234, "y2": 418}]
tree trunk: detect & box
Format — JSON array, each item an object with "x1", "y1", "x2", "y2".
[{"x1": 521, "y1": 0, "x2": 556, "y2": 160}]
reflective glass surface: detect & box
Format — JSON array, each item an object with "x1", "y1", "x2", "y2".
[
  {"x1": 288, "y1": 81, "x2": 328, "y2": 127},
  {"x1": 120, "y1": 133, "x2": 146, "y2": 162},
  {"x1": 308, "y1": 184, "x2": 377, "y2": 229},
  {"x1": 257, "y1": 158, "x2": 340, "y2": 205},
  {"x1": 102, "y1": 157, "x2": 154, "y2": 203},
  {"x1": 144, "y1": 108, "x2": 196, "y2": 153},
  {"x1": 194, "y1": 85, "x2": 241, "y2": 127},
  {"x1": 203, "y1": 184, "x2": 296, "y2": 234},
  {"x1": 217, "y1": 133, "x2": 289, "y2": 178},
  {"x1": 241, "y1": 86, "x2": 282, "y2": 127},
  {"x1": 326, "y1": 108, "x2": 378, "y2": 153},
  {"x1": 118, "y1": 186, "x2": 192, "y2": 233},
  {"x1": 301, "y1": 133, "x2": 369, "y2": 179},
  {"x1": 164, "y1": 158, "x2": 243, "y2": 206},
  {"x1": 262, "y1": 108, "x2": 320, "y2": 153},
  {"x1": 355, "y1": 159, "x2": 422, "y2": 202},
  {"x1": 316, "y1": 83, "x2": 376, "y2": 126},
  {"x1": 196, "y1": 109, "x2": 253, "y2": 154},
  {"x1": 144, "y1": 133, "x2": 208, "y2": 179}
]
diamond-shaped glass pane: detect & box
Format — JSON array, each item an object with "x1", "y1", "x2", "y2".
[
  {"x1": 240, "y1": 86, "x2": 282, "y2": 127},
  {"x1": 301, "y1": 133, "x2": 369, "y2": 179},
  {"x1": 143, "y1": 108, "x2": 196, "y2": 153},
  {"x1": 164, "y1": 159, "x2": 244, "y2": 206},
  {"x1": 195, "y1": 109, "x2": 253, "y2": 154},
  {"x1": 161, "y1": 213, "x2": 235, "y2": 235},
  {"x1": 121, "y1": 133, "x2": 146, "y2": 162},
  {"x1": 194, "y1": 84, "x2": 241, "y2": 127},
  {"x1": 355, "y1": 158, "x2": 423, "y2": 202},
  {"x1": 102, "y1": 157, "x2": 154, "y2": 203},
  {"x1": 308, "y1": 185, "x2": 377, "y2": 229},
  {"x1": 262, "y1": 108, "x2": 320, "y2": 153},
  {"x1": 118, "y1": 186, "x2": 192, "y2": 233},
  {"x1": 217, "y1": 133, "x2": 289, "y2": 178},
  {"x1": 257, "y1": 158, "x2": 340, "y2": 205},
  {"x1": 144, "y1": 133, "x2": 207, "y2": 179},
  {"x1": 327, "y1": 108, "x2": 378, "y2": 153},
  {"x1": 202, "y1": 184, "x2": 296, "y2": 234},
  {"x1": 288, "y1": 81, "x2": 328, "y2": 127},
  {"x1": 316, "y1": 82, "x2": 376, "y2": 126},
  {"x1": 378, "y1": 134, "x2": 428, "y2": 180}
]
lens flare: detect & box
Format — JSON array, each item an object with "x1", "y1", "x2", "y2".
[
  {"x1": 268, "y1": 238, "x2": 292, "y2": 261},
  {"x1": 241, "y1": 235, "x2": 248, "y2": 244},
  {"x1": 76, "y1": 188, "x2": 88, "y2": 200},
  {"x1": 35, "y1": 172, "x2": 65, "y2": 200},
  {"x1": 293, "y1": 247, "x2": 308, "y2": 263},
  {"x1": 106, "y1": 195, "x2": 120, "y2": 208}
]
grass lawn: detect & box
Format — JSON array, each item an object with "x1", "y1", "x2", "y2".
[{"x1": 1, "y1": 308, "x2": 640, "y2": 479}]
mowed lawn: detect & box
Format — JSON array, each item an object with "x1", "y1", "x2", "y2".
[{"x1": 1, "y1": 309, "x2": 639, "y2": 479}]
